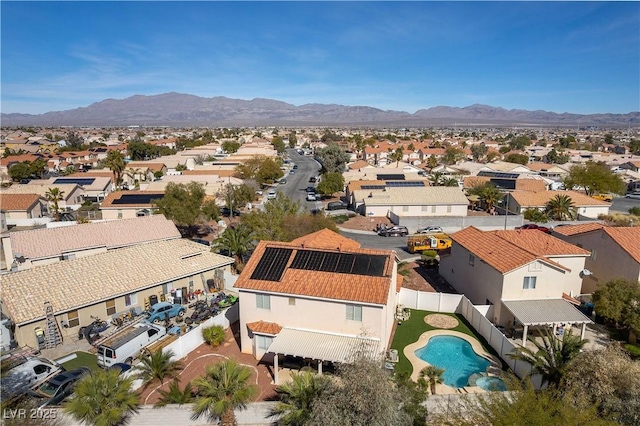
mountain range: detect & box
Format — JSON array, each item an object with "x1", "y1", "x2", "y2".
[{"x1": 2, "y1": 92, "x2": 638, "y2": 127}]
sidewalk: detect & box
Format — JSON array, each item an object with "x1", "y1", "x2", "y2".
[{"x1": 337, "y1": 226, "x2": 377, "y2": 235}]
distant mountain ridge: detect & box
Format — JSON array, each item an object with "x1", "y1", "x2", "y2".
[{"x1": 2, "y1": 92, "x2": 638, "y2": 127}]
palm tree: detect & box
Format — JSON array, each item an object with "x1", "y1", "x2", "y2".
[
  {"x1": 105, "y1": 150, "x2": 126, "y2": 189},
  {"x1": 481, "y1": 186, "x2": 503, "y2": 213},
  {"x1": 545, "y1": 194, "x2": 577, "y2": 221},
  {"x1": 441, "y1": 177, "x2": 460, "y2": 187},
  {"x1": 429, "y1": 171, "x2": 444, "y2": 186},
  {"x1": 508, "y1": 328, "x2": 588, "y2": 387},
  {"x1": 389, "y1": 147, "x2": 404, "y2": 167},
  {"x1": 64, "y1": 368, "x2": 139, "y2": 426},
  {"x1": 155, "y1": 380, "x2": 195, "y2": 408},
  {"x1": 191, "y1": 359, "x2": 258, "y2": 426},
  {"x1": 212, "y1": 224, "x2": 255, "y2": 269},
  {"x1": 419, "y1": 366, "x2": 445, "y2": 395},
  {"x1": 45, "y1": 187, "x2": 65, "y2": 221},
  {"x1": 270, "y1": 371, "x2": 327, "y2": 425},
  {"x1": 134, "y1": 348, "x2": 183, "y2": 387}
]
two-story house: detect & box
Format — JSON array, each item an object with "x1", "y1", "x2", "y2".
[
  {"x1": 440, "y1": 226, "x2": 592, "y2": 344},
  {"x1": 234, "y1": 229, "x2": 399, "y2": 382},
  {"x1": 553, "y1": 223, "x2": 640, "y2": 294}
]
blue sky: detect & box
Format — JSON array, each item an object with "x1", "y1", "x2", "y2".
[{"x1": 1, "y1": 1, "x2": 639, "y2": 115}]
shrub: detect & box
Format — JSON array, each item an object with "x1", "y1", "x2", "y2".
[
  {"x1": 421, "y1": 250, "x2": 437, "y2": 259},
  {"x1": 629, "y1": 207, "x2": 640, "y2": 216},
  {"x1": 202, "y1": 325, "x2": 225, "y2": 347},
  {"x1": 623, "y1": 343, "x2": 640, "y2": 359}
]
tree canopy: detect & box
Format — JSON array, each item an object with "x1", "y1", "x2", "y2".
[
  {"x1": 592, "y1": 278, "x2": 640, "y2": 333},
  {"x1": 235, "y1": 156, "x2": 283, "y2": 185},
  {"x1": 563, "y1": 161, "x2": 626, "y2": 196},
  {"x1": 153, "y1": 182, "x2": 206, "y2": 229},
  {"x1": 315, "y1": 145, "x2": 350, "y2": 174},
  {"x1": 271, "y1": 136, "x2": 286, "y2": 153},
  {"x1": 316, "y1": 172, "x2": 345, "y2": 197}
]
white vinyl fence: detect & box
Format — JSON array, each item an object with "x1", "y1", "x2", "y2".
[{"x1": 398, "y1": 288, "x2": 542, "y2": 388}]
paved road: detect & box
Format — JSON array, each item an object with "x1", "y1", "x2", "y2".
[
  {"x1": 338, "y1": 228, "x2": 416, "y2": 261},
  {"x1": 610, "y1": 195, "x2": 640, "y2": 213},
  {"x1": 275, "y1": 148, "x2": 322, "y2": 212}
]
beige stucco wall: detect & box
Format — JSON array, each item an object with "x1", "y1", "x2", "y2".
[
  {"x1": 440, "y1": 243, "x2": 586, "y2": 325},
  {"x1": 101, "y1": 208, "x2": 158, "y2": 220},
  {"x1": 365, "y1": 204, "x2": 467, "y2": 218},
  {"x1": 557, "y1": 232, "x2": 640, "y2": 294},
  {"x1": 238, "y1": 289, "x2": 394, "y2": 360}
]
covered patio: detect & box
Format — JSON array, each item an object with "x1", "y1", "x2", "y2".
[
  {"x1": 267, "y1": 327, "x2": 380, "y2": 384},
  {"x1": 502, "y1": 299, "x2": 593, "y2": 347}
]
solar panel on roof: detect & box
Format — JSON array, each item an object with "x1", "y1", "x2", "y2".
[
  {"x1": 250, "y1": 247, "x2": 293, "y2": 281},
  {"x1": 477, "y1": 171, "x2": 520, "y2": 179},
  {"x1": 386, "y1": 181, "x2": 424, "y2": 187},
  {"x1": 377, "y1": 174, "x2": 405, "y2": 181},
  {"x1": 111, "y1": 193, "x2": 165, "y2": 205},
  {"x1": 290, "y1": 250, "x2": 387, "y2": 277},
  {"x1": 53, "y1": 177, "x2": 95, "y2": 186},
  {"x1": 360, "y1": 185, "x2": 386, "y2": 190}
]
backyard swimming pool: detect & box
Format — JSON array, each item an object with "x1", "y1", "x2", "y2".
[
  {"x1": 476, "y1": 376, "x2": 507, "y2": 391},
  {"x1": 414, "y1": 335, "x2": 490, "y2": 388}
]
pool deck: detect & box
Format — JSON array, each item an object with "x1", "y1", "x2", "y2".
[{"x1": 403, "y1": 329, "x2": 503, "y2": 395}]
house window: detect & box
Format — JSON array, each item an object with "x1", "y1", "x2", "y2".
[
  {"x1": 422, "y1": 205, "x2": 428, "y2": 212},
  {"x1": 590, "y1": 249, "x2": 597, "y2": 261},
  {"x1": 523, "y1": 276, "x2": 537, "y2": 289},
  {"x1": 469, "y1": 254, "x2": 475, "y2": 266},
  {"x1": 346, "y1": 304, "x2": 363, "y2": 321},
  {"x1": 529, "y1": 262, "x2": 542, "y2": 272},
  {"x1": 125, "y1": 293, "x2": 137, "y2": 307},
  {"x1": 105, "y1": 299, "x2": 116, "y2": 316},
  {"x1": 117, "y1": 210, "x2": 123, "y2": 219},
  {"x1": 67, "y1": 310, "x2": 79, "y2": 328},
  {"x1": 256, "y1": 294, "x2": 271, "y2": 310},
  {"x1": 431, "y1": 205, "x2": 436, "y2": 213},
  {"x1": 447, "y1": 205, "x2": 452, "y2": 213},
  {"x1": 288, "y1": 297, "x2": 296, "y2": 306},
  {"x1": 256, "y1": 335, "x2": 274, "y2": 350},
  {"x1": 402, "y1": 205, "x2": 409, "y2": 212}
]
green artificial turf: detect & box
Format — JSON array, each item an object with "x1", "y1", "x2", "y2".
[
  {"x1": 389, "y1": 309, "x2": 495, "y2": 375},
  {"x1": 60, "y1": 351, "x2": 99, "y2": 371}
]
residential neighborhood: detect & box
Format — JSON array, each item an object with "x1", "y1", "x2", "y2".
[{"x1": 1, "y1": 124, "x2": 639, "y2": 425}]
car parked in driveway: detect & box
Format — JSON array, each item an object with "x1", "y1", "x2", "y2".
[
  {"x1": 516, "y1": 223, "x2": 551, "y2": 234},
  {"x1": 144, "y1": 302, "x2": 186, "y2": 323},
  {"x1": 327, "y1": 201, "x2": 347, "y2": 210},
  {"x1": 378, "y1": 226, "x2": 409, "y2": 237},
  {"x1": 220, "y1": 207, "x2": 241, "y2": 217},
  {"x1": 30, "y1": 367, "x2": 90, "y2": 407},
  {"x1": 267, "y1": 190, "x2": 277, "y2": 200},
  {"x1": 306, "y1": 193, "x2": 317, "y2": 201},
  {"x1": 416, "y1": 226, "x2": 443, "y2": 234}
]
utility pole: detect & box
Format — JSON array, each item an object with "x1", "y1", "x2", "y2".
[{"x1": 504, "y1": 192, "x2": 509, "y2": 230}]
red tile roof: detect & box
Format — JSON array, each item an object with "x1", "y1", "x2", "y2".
[
  {"x1": 450, "y1": 227, "x2": 586, "y2": 274},
  {"x1": 602, "y1": 227, "x2": 640, "y2": 263},
  {"x1": 552, "y1": 222, "x2": 605, "y2": 236},
  {"x1": 0, "y1": 193, "x2": 42, "y2": 211},
  {"x1": 290, "y1": 228, "x2": 361, "y2": 251},
  {"x1": 246, "y1": 321, "x2": 282, "y2": 335},
  {"x1": 235, "y1": 230, "x2": 395, "y2": 305}
]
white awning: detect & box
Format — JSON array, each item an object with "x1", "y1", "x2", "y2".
[
  {"x1": 502, "y1": 299, "x2": 592, "y2": 326},
  {"x1": 267, "y1": 328, "x2": 380, "y2": 363}
]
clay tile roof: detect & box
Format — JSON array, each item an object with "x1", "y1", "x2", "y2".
[
  {"x1": 290, "y1": 228, "x2": 361, "y2": 250},
  {"x1": 562, "y1": 293, "x2": 581, "y2": 305},
  {"x1": 450, "y1": 227, "x2": 582, "y2": 274},
  {"x1": 349, "y1": 160, "x2": 371, "y2": 170},
  {"x1": 246, "y1": 321, "x2": 282, "y2": 335},
  {"x1": 101, "y1": 191, "x2": 165, "y2": 208},
  {"x1": 0, "y1": 193, "x2": 42, "y2": 211},
  {"x1": 493, "y1": 230, "x2": 590, "y2": 256},
  {"x1": 396, "y1": 275, "x2": 404, "y2": 292},
  {"x1": 126, "y1": 162, "x2": 165, "y2": 172},
  {"x1": 552, "y1": 222, "x2": 605, "y2": 236},
  {"x1": 515, "y1": 179, "x2": 547, "y2": 193},
  {"x1": 234, "y1": 230, "x2": 395, "y2": 305},
  {"x1": 181, "y1": 169, "x2": 236, "y2": 177},
  {"x1": 602, "y1": 227, "x2": 640, "y2": 263},
  {"x1": 510, "y1": 190, "x2": 610, "y2": 207},
  {"x1": 463, "y1": 176, "x2": 490, "y2": 188}
]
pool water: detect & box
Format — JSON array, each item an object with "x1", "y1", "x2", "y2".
[
  {"x1": 476, "y1": 376, "x2": 507, "y2": 391},
  {"x1": 414, "y1": 335, "x2": 490, "y2": 388}
]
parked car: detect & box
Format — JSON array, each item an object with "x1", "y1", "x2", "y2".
[
  {"x1": 516, "y1": 223, "x2": 551, "y2": 234},
  {"x1": 306, "y1": 186, "x2": 316, "y2": 193},
  {"x1": 220, "y1": 207, "x2": 241, "y2": 217},
  {"x1": 591, "y1": 193, "x2": 613, "y2": 202},
  {"x1": 378, "y1": 226, "x2": 409, "y2": 237},
  {"x1": 267, "y1": 190, "x2": 277, "y2": 200},
  {"x1": 309, "y1": 177, "x2": 317, "y2": 183},
  {"x1": 327, "y1": 201, "x2": 347, "y2": 210},
  {"x1": 416, "y1": 226, "x2": 444, "y2": 234},
  {"x1": 144, "y1": 302, "x2": 186, "y2": 324},
  {"x1": 289, "y1": 170, "x2": 295, "y2": 175},
  {"x1": 1, "y1": 357, "x2": 64, "y2": 402},
  {"x1": 279, "y1": 179, "x2": 287, "y2": 185},
  {"x1": 293, "y1": 164, "x2": 298, "y2": 169},
  {"x1": 30, "y1": 367, "x2": 91, "y2": 407},
  {"x1": 306, "y1": 193, "x2": 317, "y2": 201},
  {"x1": 108, "y1": 363, "x2": 132, "y2": 375},
  {"x1": 97, "y1": 323, "x2": 167, "y2": 367}
]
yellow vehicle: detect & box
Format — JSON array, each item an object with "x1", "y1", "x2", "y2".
[
  {"x1": 591, "y1": 193, "x2": 613, "y2": 202},
  {"x1": 407, "y1": 234, "x2": 452, "y2": 254}
]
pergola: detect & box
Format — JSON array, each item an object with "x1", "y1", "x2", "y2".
[
  {"x1": 502, "y1": 299, "x2": 592, "y2": 347},
  {"x1": 267, "y1": 327, "x2": 380, "y2": 384}
]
